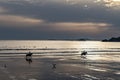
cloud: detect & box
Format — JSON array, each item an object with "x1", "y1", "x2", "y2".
[
  {"x1": 0, "y1": 0, "x2": 119, "y2": 24},
  {"x1": 0, "y1": 6, "x2": 111, "y2": 34},
  {"x1": 95, "y1": 0, "x2": 120, "y2": 8},
  {"x1": 0, "y1": 15, "x2": 44, "y2": 27},
  {"x1": 0, "y1": 7, "x2": 8, "y2": 13},
  {"x1": 48, "y1": 22, "x2": 111, "y2": 33},
  {"x1": 0, "y1": 0, "x2": 119, "y2": 39}
]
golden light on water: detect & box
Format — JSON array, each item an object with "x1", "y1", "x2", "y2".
[{"x1": 79, "y1": 41, "x2": 104, "y2": 49}]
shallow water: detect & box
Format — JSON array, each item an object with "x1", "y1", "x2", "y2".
[
  {"x1": 0, "y1": 54, "x2": 120, "y2": 80},
  {"x1": 0, "y1": 40, "x2": 120, "y2": 54},
  {"x1": 0, "y1": 40, "x2": 120, "y2": 80}
]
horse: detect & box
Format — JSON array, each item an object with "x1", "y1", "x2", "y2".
[
  {"x1": 26, "y1": 52, "x2": 33, "y2": 57},
  {"x1": 81, "y1": 51, "x2": 87, "y2": 58},
  {"x1": 25, "y1": 52, "x2": 33, "y2": 64}
]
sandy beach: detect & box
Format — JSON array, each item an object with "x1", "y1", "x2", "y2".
[
  {"x1": 0, "y1": 0, "x2": 120, "y2": 79},
  {"x1": 0, "y1": 54, "x2": 120, "y2": 80}
]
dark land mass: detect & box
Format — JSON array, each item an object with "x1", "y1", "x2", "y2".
[
  {"x1": 47, "y1": 38, "x2": 91, "y2": 41},
  {"x1": 102, "y1": 37, "x2": 120, "y2": 42}
]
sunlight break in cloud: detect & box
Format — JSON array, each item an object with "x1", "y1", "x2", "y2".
[
  {"x1": 0, "y1": 15, "x2": 44, "y2": 27},
  {"x1": 95, "y1": 0, "x2": 120, "y2": 8},
  {"x1": 50, "y1": 22, "x2": 111, "y2": 33}
]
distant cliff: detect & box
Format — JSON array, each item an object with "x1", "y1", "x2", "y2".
[{"x1": 102, "y1": 37, "x2": 120, "y2": 42}]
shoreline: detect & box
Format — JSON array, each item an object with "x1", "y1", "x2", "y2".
[{"x1": 0, "y1": 54, "x2": 120, "y2": 80}]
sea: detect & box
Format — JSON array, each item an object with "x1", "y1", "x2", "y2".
[
  {"x1": 0, "y1": 40, "x2": 120, "y2": 80},
  {"x1": 0, "y1": 40, "x2": 120, "y2": 55}
]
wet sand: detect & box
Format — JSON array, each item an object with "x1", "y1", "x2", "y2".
[{"x1": 0, "y1": 54, "x2": 120, "y2": 80}]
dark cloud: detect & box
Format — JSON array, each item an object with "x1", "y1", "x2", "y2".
[{"x1": 0, "y1": 0, "x2": 120, "y2": 40}]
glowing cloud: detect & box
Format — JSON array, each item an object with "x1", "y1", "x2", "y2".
[
  {"x1": 50, "y1": 22, "x2": 111, "y2": 33},
  {"x1": 113, "y1": 0, "x2": 120, "y2": 1},
  {"x1": 96, "y1": 0, "x2": 120, "y2": 8},
  {"x1": 0, "y1": 15, "x2": 44, "y2": 27}
]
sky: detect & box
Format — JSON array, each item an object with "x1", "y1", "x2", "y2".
[{"x1": 0, "y1": 0, "x2": 120, "y2": 40}]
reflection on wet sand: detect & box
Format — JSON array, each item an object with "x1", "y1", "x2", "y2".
[
  {"x1": 0, "y1": 53, "x2": 119, "y2": 80},
  {"x1": 26, "y1": 57, "x2": 32, "y2": 64},
  {"x1": 89, "y1": 66, "x2": 107, "y2": 72},
  {"x1": 0, "y1": 41, "x2": 120, "y2": 80},
  {"x1": 115, "y1": 71, "x2": 120, "y2": 75}
]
